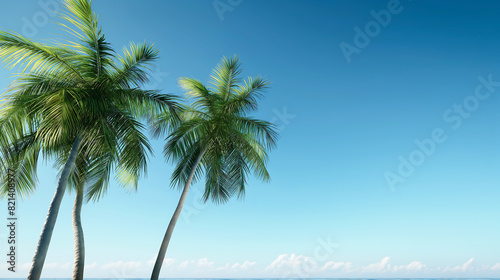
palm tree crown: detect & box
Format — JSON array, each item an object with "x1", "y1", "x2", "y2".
[
  {"x1": 0, "y1": 1, "x2": 179, "y2": 279},
  {"x1": 164, "y1": 56, "x2": 278, "y2": 202},
  {"x1": 150, "y1": 56, "x2": 278, "y2": 279},
  {"x1": 0, "y1": 0, "x2": 178, "y2": 198}
]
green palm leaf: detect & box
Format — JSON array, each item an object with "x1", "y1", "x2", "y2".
[
  {"x1": 0, "y1": 0, "x2": 181, "y2": 278},
  {"x1": 151, "y1": 56, "x2": 278, "y2": 279}
]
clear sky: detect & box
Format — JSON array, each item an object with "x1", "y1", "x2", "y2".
[{"x1": 0, "y1": 0, "x2": 500, "y2": 278}]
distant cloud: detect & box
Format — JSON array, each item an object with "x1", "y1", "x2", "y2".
[
  {"x1": 266, "y1": 255, "x2": 428, "y2": 277},
  {"x1": 265, "y1": 253, "x2": 318, "y2": 277},
  {"x1": 392, "y1": 261, "x2": 427, "y2": 272},
  {"x1": 491, "y1": 263, "x2": 500, "y2": 271},
  {"x1": 4, "y1": 255, "x2": 500, "y2": 278},
  {"x1": 320, "y1": 260, "x2": 353, "y2": 271},
  {"x1": 85, "y1": 262, "x2": 98, "y2": 270},
  {"x1": 197, "y1": 257, "x2": 215, "y2": 269},
  {"x1": 360, "y1": 256, "x2": 391, "y2": 273},
  {"x1": 443, "y1": 258, "x2": 475, "y2": 273},
  {"x1": 228, "y1": 260, "x2": 258, "y2": 271}
]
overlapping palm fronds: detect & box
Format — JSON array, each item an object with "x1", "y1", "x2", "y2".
[
  {"x1": 0, "y1": 0, "x2": 180, "y2": 279},
  {"x1": 150, "y1": 56, "x2": 278, "y2": 280}
]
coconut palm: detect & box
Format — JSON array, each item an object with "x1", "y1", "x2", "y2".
[
  {"x1": 0, "y1": 0, "x2": 179, "y2": 279},
  {"x1": 150, "y1": 56, "x2": 278, "y2": 280}
]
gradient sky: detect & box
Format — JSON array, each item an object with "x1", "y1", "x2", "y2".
[{"x1": 0, "y1": 0, "x2": 500, "y2": 278}]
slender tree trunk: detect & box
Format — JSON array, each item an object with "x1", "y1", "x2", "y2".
[
  {"x1": 72, "y1": 186, "x2": 85, "y2": 280},
  {"x1": 150, "y1": 149, "x2": 206, "y2": 280},
  {"x1": 27, "y1": 136, "x2": 82, "y2": 280}
]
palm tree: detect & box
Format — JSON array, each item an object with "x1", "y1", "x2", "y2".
[
  {"x1": 0, "y1": 0, "x2": 179, "y2": 279},
  {"x1": 150, "y1": 56, "x2": 278, "y2": 280}
]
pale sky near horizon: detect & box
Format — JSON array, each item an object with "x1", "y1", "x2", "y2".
[{"x1": 0, "y1": 0, "x2": 500, "y2": 278}]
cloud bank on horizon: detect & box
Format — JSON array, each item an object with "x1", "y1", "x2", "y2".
[{"x1": 4, "y1": 254, "x2": 500, "y2": 278}]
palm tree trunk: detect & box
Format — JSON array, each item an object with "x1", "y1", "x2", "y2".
[
  {"x1": 72, "y1": 186, "x2": 85, "y2": 280},
  {"x1": 27, "y1": 136, "x2": 82, "y2": 280},
  {"x1": 150, "y1": 148, "x2": 206, "y2": 280}
]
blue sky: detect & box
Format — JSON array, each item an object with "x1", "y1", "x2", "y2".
[{"x1": 1, "y1": 0, "x2": 500, "y2": 278}]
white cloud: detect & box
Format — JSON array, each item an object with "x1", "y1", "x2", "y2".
[
  {"x1": 197, "y1": 257, "x2": 215, "y2": 269},
  {"x1": 156, "y1": 257, "x2": 258, "y2": 277},
  {"x1": 491, "y1": 263, "x2": 500, "y2": 271},
  {"x1": 176, "y1": 258, "x2": 216, "y2": 271},
  {"x1": 214, "y1": 260, "x2": 257, "y2": 274},
  {"x1": 443, "y1": 258, "x2": 475, "y2": 272},
  {"x1": 361, "y1": 256, "x2": 391, "y2": 273},
  {"x1": 392, "y1": 261, "x2": 427, "y2": 272},
  {"x1": 85, "y1": 262, "x2": 98, "y2": 270},
  {"x1": 178, "y1": 260, "x2": 190, "y2": 270},
  {"x1": 216, "y1": 263, "x2": 231, "y2": 271},
  {"x1": 100, "y1": 260, "x2": 146, "y2": 278},
  {"x1": 320, "y1": 261, "x2": 353, "y2": 271},
  {"x1": 265, "y1": 253, "x2": 318, "y2": 277},
  {"x1": 232, "y1": 260, "x2": 257, "y2": 270},
  {"x1": 264, "y1": 255, "x2": 430, "y2": 277},
  {"x1": 6, "y1": 255, "x2": 499, "y2": 278}
]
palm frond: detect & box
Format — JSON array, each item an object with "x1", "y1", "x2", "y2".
[
  {"x1": 234, "y1": 116, "x2": 279, "y2": 150},
  {"x1": 202, "y1": 144, "x2": 231, "y2": 204},
  {"x1": 226, "y1": 76, "x2": 270, "y2": 115},
  {"x1": 149, "y1": 106, "x2": 185, "y2": 139},
  {"x1": 0, "y1": 30, "x2": 81, "y2": 78},
  {"x1": 115, "y1": 89, "x2": 181, "y2": 120},
  {"x1": 0, "y1": 130, "x2": 41, "y2": 199},
  {"x1": 164, "y1": 55, "x2": 278, "y2": 203},
  {"x1": 170, "y1": 143, "x2": 205, "y2": 189},
  {"x1": 179, "y1": 77, "x2": 217, "y2": 113},
  {"x1": 209, "y1": 55, "x2": 242, "y2": 100},
  {"x1": 225, "y1": 149, "x2": 249, "y2": 199},
  {"x1": 0, "y1": 0, "x2": 185, "y2": 205},
  {"x1": 60, "y1": 0, "x2": 114, "y2": 77},
  {"x1": 111, "y1": 42, "x2": 159, "y2": 88},
  {"x1": 84, "y1": 152, "x2": 114, "y2": 201},
  {"x1": 113, "y1": 111, "x2": 152, "y2": 189},
  {"x1": 164, "y1": 118, "x2": 210, "y2": 161}
]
